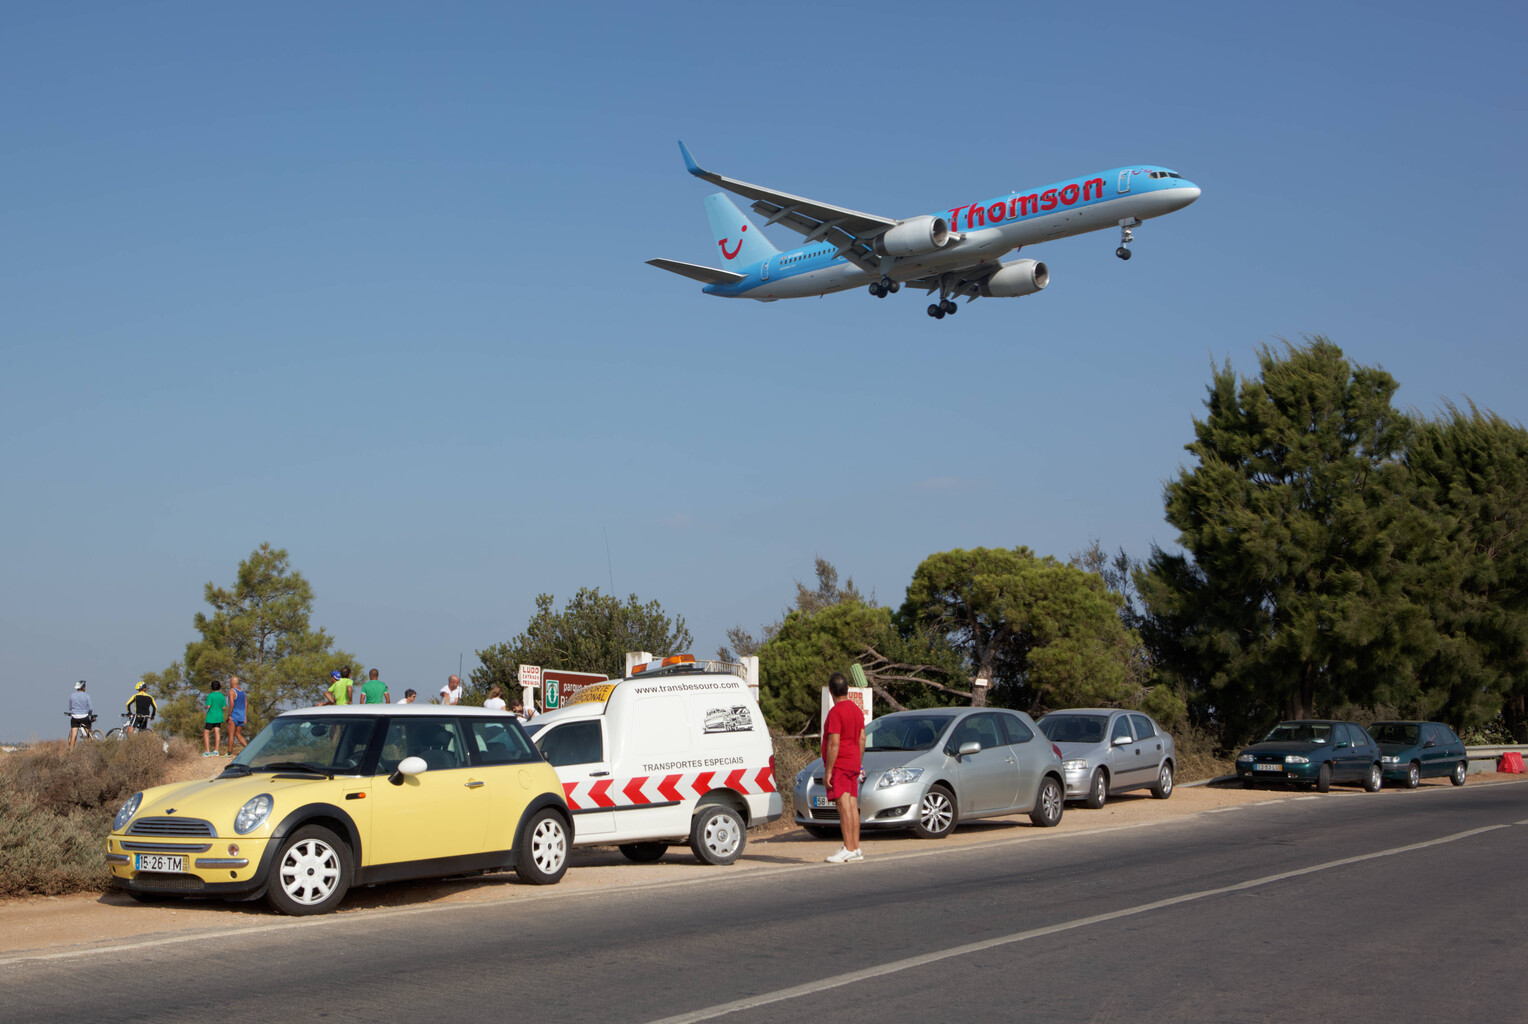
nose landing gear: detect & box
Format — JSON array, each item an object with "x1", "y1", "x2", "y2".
[{"x1": 1116, "y1": 217, "x2": 1141, "y2": 261}]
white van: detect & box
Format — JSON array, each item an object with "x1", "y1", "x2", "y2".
[{"x1": 524, "y1": 656, "x2": 782, "y2": 865}]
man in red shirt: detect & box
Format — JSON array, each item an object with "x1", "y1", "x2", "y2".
[{"x1": 821, "y1": 671, "x2": 866, "y2": 863}]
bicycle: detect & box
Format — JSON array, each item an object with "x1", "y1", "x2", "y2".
[
  {"x1": 65, "y1": 712, "x2": 103, "y2": 742},
  {"x1": 102, "y1": 713, "x2": 135, "y2": 741}
]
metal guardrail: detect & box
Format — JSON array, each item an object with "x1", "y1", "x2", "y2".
[{"x1": 1465, "y1": 745, "x2": 1528, "y2": 774}]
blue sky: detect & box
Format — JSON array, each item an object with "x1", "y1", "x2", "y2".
[{"x1": 2, "y1": 2, "x2": 1522, "y2": 740}]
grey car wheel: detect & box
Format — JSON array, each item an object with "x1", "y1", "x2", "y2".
[
  {"x1": 1364, "y1": 763, "x2": 1382, "y2": 792},
  {"x1": 1405, "y1": 762, "x2": 1421, "y2": 789},
  {"x1": 1084, "y1": 769, "x2": 1108, "y2": 809},
  {"x1": 1451, "y1": 761, "x2": 1467, "y2": 786},
  {"x1": 1151, "y1": 762, "x2": 1174, "y2": 799},
  {"x1": 911, "y1": 784, "x2": 956, "y2": 839},
  {"x1": 1029, "y1": 777, "x2": 1063, "y2": 827}
]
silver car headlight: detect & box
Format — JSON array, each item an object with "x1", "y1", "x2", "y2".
[
  {"x1": 1380, "y1": 755, "x2": 1399, "y2": 764},
  {"x1": 113, "y1": 792, "x2": 142, "y2": 832},
  {"x1": 1062, "y1": 759, "x2": 1088, "y2": 772},
  {"x1": 234, "y1": 793, "x2": 274, "y2": 835},
  {"x1": 1235, "y1": 753, "x2": 1254, "y2": 763},
  {"x1": 1284, "y1": 755, "x2": 1309, "y2": 765},
  {"x1": 876, "y1": 767, "x2": 924, "y2": 789}
]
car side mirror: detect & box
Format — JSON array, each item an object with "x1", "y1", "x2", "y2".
[
  {"x1": 389, "y1": 755, "x2": 427, "y2": 786},
  {"x1": 1423, "y1": 738, "x2": 1436, "y2": 748},
  {"x1": 1335, "y1": 741, "x2": 1348, "y2": 749},
  {"x1": 1113, "y1": 735, "x2": 1131, "y2": 747},
  {"x1": 957, "y1": 741, "x2": 981, "y2": 758}
]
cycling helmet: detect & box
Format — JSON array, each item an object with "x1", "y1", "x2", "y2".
[
  {"x1": 75, "y1": 680, "x2": 87, "y2": 690},
  {"x1": 135, "y1": 680, "x2": 147, "y2": 691}
]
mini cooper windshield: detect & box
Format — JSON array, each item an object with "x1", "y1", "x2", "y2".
[
  {"x1": 864, "y1": 714, "x2": 952, "y2": 752},
  {"x1": 230, "y1": 715, "x2": 380, "y2": 775}
]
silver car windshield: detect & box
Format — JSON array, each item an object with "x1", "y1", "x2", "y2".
[
  {"x1": 865, "y1": 715, "x2": 951, "y2": 752},
  {"x1": 1039, "y1": 715, "x2": 1108, "y2": 744}
]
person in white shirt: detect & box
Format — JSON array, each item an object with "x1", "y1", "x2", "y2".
[
  {"x1": 396, "y1": 689, "x2": 417, "y2": 704},
  {"x1": 483, "y1": 685, "x2": 507, "y2": 712},
  {"x1": 439, "y1": 675, "x2": 463, "y2": 705}
]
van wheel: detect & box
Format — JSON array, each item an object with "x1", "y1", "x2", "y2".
[
  {"x1": 515, "y1": 808, "x2": 569, "y2": 885},
  {"x1": 689, "y1": 803, "x2": 745, "y2": 865},
  {"x1": 802, "y1": 824, "x2": 839, "y2": 840},
  {"x1": 618, "y1": 842, "x2": 667, "y2": 864}
]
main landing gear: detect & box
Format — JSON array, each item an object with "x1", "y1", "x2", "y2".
[
  {"x1": 868, "y1": 277, "x2": 901, "y2": 298},
  {"x1": 1116, "y1": 217, "x2": 1141, "y2": 261},
  {"x1": 926, "y1": 299, "x2": 958, "y2": 319}
]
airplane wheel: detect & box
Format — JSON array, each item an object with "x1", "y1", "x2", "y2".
[
  {"x1": 869, "y1": 283, "x2": 885, "y2": 298},
  {"x1": 888, "y1": 281, "x2": 900, "y2": 293},
  {"x1": 941, "y1": 300, "x2": 957, "y2": 315},
  {"x1": 1116, "y1": 247, "x2": 1132, "y2": 260},
  {"x1": 927, "y1": 304, "x2": 942, "y2": 318}
]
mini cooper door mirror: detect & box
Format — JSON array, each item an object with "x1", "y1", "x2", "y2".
[{"x1": 390, "y1": 755, "x2": 428, "y2": 786}]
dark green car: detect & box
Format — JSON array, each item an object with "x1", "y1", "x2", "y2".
[
  {"x1": 1370, "y1": 721, "x2": 1469, "y2": 788},
  {"x1": 1235, "y1": 720, "x2": 1382, "y2": 793}
]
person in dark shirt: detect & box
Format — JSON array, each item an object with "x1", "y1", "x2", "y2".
[{"x1": 125, "y1": 681, "x2": 158, "y2": 734}]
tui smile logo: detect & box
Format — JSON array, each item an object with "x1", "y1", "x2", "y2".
[{"x1": 718, "y1": 225, "x2": 747, "y2": 260}]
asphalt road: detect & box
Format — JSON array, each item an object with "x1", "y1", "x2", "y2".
[{"x1": 4, "y1": 783, "x2": 1524, "y2": 1024}]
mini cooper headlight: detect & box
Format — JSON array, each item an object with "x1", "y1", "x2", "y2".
[
  {"x1": 1062, "y1": 759, "x2": 1088, "y2": 772},
  {"x1": 234, "y1": 793, "x2": 273, "y2": 835},
  {"x1": 876, "y1": 767, "x2": 924, "y2": 789},
  {"x1": 1284, "y1": 755, "x2": 1310, "y2": 765},
  {"x1": 113, "y1": 792, "x2": 142, "y2": 831}
]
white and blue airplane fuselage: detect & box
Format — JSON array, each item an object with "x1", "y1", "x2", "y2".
[{"x1": 648, "y1": 144, "x2": 1201, "y2": 319}]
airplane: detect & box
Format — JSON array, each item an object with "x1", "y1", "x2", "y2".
[{"x1": 647, "y1": 142, "x2": 1201, "y2": 319}]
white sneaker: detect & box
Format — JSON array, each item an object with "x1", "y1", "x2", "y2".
[
  {"x1": 825, "y1": 846, "x2": 854, "y2": 864},
  {"x1": 846, "y1": 848, "x2": 864, "y2": 862}
]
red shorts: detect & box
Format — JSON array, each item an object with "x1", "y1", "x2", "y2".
[{"x1": 826, "y1": 766, "x2": 860, "y2": 801}]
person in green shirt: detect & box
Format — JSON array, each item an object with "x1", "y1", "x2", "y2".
[
  {"x1": 203, "y1": 681, "x2": 227, "y2": 757},
  {"x1": 323, "y1": 669, "x2": 352, "y2": 706},
  {"x1": 359, "y1": 668, "x2": 389, "y2": 705}
]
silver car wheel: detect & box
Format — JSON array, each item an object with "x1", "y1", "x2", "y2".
[
  {"x1": 1030, "y1": 777, "x2": 1063, "y2": 827},
  {"x1": 278, "y1": 836, "x2": 342, "y2": 906},
  {"x1": 914, "y1": 787, "x2": 955, "y2": 839},
  {"x1": 530, "y1": 815, "x2": 568, "y2": 875}
]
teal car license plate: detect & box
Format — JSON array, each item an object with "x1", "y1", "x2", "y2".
[{"x1": 1253, "y1": 763, "x2": 1283, "y2": 772}]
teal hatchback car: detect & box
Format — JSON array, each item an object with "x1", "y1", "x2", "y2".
[
  {"x1": 1235, "y1": 720, "x2": 1383, "y2": 793},
  {"x1": 1370, "y1": 721, "x2": 1469, "y2": 788}
]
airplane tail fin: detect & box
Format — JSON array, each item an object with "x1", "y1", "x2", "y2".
[{"x1": 704, "y1": 193, "x2": 777, "y2": 267}]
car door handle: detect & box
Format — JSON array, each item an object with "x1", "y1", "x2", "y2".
[
  {"x1": 464, "y1": 780, "x2": 485, "y2": 789},
  {"x1": 589, "y1": 771, "x2": 610, "y2": 777},
  {"x1": 1005, "y1": 757, "x2": 1015, "y2": 765}
]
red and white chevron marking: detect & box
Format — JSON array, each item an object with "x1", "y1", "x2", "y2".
[{"x1": 562, "y1": 765, "x2": 777, "y2": 811}]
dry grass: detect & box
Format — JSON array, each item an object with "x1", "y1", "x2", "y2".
[
  {"x1": 771, "y1": 731, "x2": 817, "y2": 819},
  {"x1": 0, "y1": 732, "x2": 202, "y2": 898},
  {"x1": 1171, "y1": 724, "x2": 1235, "y2": 782}
]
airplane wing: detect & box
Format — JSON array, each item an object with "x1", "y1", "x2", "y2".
[
  {"x1": 645, "y1": 258, "x2": 748, "y2": 286},
  {"x1": 678, "y1": 142, "x2": 898, "y2": 274}
]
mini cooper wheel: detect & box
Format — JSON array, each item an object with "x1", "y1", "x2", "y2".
[
  {"x1": 1451, "y1": 761, "x2": 1467, "y2": 786},
  {"x1": 1364, "y1": 763, "x2": 1383, "y2": 792},
  {"x1": 1030, "y1": 776, "x2": 1063, "y2": 827},
  {"x1": 1405, "y1": 762, "x2": 1421, "y2": 789},
  {"x1": 1151, "y1": 762, "x2": 1174, "y2": 799},
  {"x1": 1315, "y1": 763, "x2": 1332, "y2": 793},
  {"x1": 516, "y1": 808, "x2": 570, "y2": 885},
  {"x1": 1085, "y1": 769, "x2": 1108, "y2": 809},
  {"x1": 689, "y1": 803, "x2": 746, "y2": 865},
  {"x1": 266, "y1": 825, "x2": 352, "y2": 916},
  {"x1": 912, "y1": 784, "x2": 957, "y2": 839},
  {"x1": 618, "y1": 842, "x2": 667, "y2": 864}
]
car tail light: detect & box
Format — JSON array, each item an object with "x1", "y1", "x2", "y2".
[{"x1": 1052, "y1": 743, "x2": 1063, "y2": 761}]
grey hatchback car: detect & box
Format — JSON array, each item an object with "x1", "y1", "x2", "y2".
[
  {"x1": 1037, "y1": 709, "x2": 1177, "y2": 808},
  {"x1": 792, "y1": 708, "x2": 1065, "y2": 840}
]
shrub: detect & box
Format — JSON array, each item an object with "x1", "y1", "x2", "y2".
[
  {"x1": 770, "y1": 730, "x2": 817, "y2": 820},
  {"x1": 0, "y1": 733, "x2": 202, "y2": 897}
]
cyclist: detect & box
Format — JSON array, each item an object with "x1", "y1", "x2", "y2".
[
  {"x1": 125, "y1": 680, "x2": 158, "y2": 734},
  {"x1": 68, "y1": 680, "x2": 95, "y2": 751}
]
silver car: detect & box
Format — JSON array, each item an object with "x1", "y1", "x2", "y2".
[
  {"x1": 793, "y1": 708, "x2": 1065, "y2": 839},
  {"x1": 1036, "y1": 709, "x2": 1176, "y2": 808}
]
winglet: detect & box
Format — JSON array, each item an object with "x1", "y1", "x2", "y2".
[{"x1": 677, "y1": 140, "x2": 705, "y2": 178}]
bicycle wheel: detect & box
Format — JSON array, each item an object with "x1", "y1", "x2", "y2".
[
  {"x1": 104, "y1": 727, "x2": 128, "y2": 741},
  {"x1": 88, "y1": 729, "x2": 104, "y2": 740}
]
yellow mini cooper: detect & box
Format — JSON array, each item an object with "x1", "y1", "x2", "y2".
[{"x1": 106, "y1": 705, "x2": 573, "y2": 915}]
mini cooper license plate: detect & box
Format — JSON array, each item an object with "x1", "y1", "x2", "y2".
[
  {"x1": 813, "y1": 795, "x2": 833, "y2": 808},
  {"x1": 1253, "y1": 763, "x2": 1283, "y2": 772},
  {"x1": 135, "y1": 853, "x2": 186, "y2": 872}
]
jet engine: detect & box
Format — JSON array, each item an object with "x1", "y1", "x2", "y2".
[
  {"x1": 980, "y1": 259, "x2": 1050, "y2": 298},
  {"x1": 873, "y1": 215, "x2": 951, "y2": 257}
]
